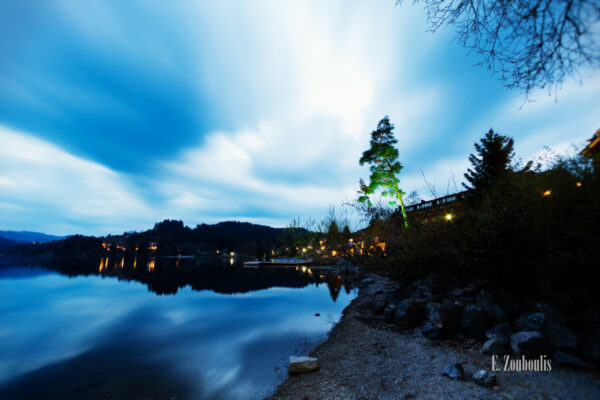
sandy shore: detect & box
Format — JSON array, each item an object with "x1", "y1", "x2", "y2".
[{"x1": 267, "y1": 273, "x2": 600, "y2": 400}]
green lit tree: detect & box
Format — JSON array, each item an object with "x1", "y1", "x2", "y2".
[
  {"x1": 359, "y1": 116, "x2": 408, "y2": 229},
  {"x1": 463, "y1": 129, "x2": 516, "y2": 191}
]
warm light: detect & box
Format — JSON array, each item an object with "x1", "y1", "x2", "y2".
[
  {"x1": 319, "y1": 240, "x2": 324, "y2": 246},
  {"x1": 576, "y1": 182, "x2": 582, "y2": 187},
  {"x1": 331, "y1": 250, "x2": 337, "y2": 256},
  {"x1": 321, "y1": 246, "x2": 326, "y2": 250},
  {"x1": 147, "y1": 259, "x2": 155, "y2": 271},
  {"x1": 349, "y1": 238, "x2": 354, "y2": 243},
  {"x1": 271, "y1": 250, "x2": 275, "y2": 255},
  {"x1": 230, "y1": 251, "x2": 235, "y2": 257},
  {"x1": 302, "y1": 266, "x2": 307, "y2": 272},
  {"x1": 229, "y1": 257, "x2": 234, "y2": 266},
  {"x1": 445, "y1": 213, "x2": 453, "y2": 221},
  {"x1": 98, "y1": 257, "x2": 107, "y2": 272},
  {"x1": 302, "y1": 248, "x2": 307, "y2": 253},
  {"x1": 133, "y1": 258, "x2": 137, "y2": 269},
  {"x1": 543, "y1": 189, "x2": 552, "y2": 197},
  {"x1": 216, "y1": 250, "x2": 220, "y2": 254},
  {"x1": 120, "y1": 257, "x2": 124, "y2": 268},
  {"x1": 149, "y1": 242, "x2": 158, "y2": 251}
]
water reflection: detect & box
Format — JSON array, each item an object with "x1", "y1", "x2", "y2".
[
  {"x1": 24, "y1": 255, "x2": 356, "y2": 299},
  {"x1": 0, "y1": 257, "x2": 357, "y2": 400}
]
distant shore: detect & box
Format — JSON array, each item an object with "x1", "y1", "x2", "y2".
[{"x1": 266, "y1": 272, "x2": 600, "y2": 400}]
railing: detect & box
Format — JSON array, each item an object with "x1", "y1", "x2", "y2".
[{"x1": 405, "y1": 191, "x2": 469, "y2": 213}]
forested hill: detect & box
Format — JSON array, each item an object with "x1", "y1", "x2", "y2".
[{"x1": 7, "y1": 220, "x2": 286, "y2": 258}]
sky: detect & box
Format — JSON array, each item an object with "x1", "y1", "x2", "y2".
[{"x1": 1, "y1": 0, "x2": 599, "y2": 236}]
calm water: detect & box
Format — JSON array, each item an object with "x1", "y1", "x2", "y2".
[{"x1": 0, "y1": 256, "x2": 356, "y2": 399}]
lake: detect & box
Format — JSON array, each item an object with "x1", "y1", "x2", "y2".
[{"x1": 0, "y1": 256, "x2": 357, "y2": 399}]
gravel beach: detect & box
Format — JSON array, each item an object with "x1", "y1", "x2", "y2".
[{"x1": 267, "y1": 273, "x2": 600, "y2": 400}]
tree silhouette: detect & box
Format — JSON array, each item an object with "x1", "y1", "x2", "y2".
[
  {"x1": 397, "y1": 0, "x2": 600, "y2": 95},
  {"x1": 464, "y1": 129, "x2": 516, "y2": 191},
  {"x1": 359, "y1": 116, "x2": 408, "y2": 229}
]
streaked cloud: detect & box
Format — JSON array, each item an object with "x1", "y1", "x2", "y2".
[{"x1": 0, "y1": 0, "x2": 598, "y2": 234}]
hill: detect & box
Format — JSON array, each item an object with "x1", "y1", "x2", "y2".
[
  {"x1": 0, "y1": 230, "x2": 65, "y2": 244},
  {"x1": 0, "y1": 236, "x2": 20, "y2": 251},
  {"x1": 7, "y1": 220, "x2": 286, "y2": 258}
]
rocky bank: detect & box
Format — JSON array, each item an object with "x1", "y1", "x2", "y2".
[{"x1": 267, "y1": 272, "x2": 600, "y2": 400}]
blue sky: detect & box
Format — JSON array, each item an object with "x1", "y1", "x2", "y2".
[{"x1": 1, "y1": 0, "x2": 599, "y2": 236}]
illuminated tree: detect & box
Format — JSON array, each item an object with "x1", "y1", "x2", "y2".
[
  {"x1": 463, "y1": 129, "x2": 516, "y2": 191},
  {"x1": 359, "y1": 116, "x2": 408, "y2": 229},
  {"x1": 397, "y1": 0, "x2": 600, "y2": 95}
]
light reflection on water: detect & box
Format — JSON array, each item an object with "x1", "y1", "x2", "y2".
[{"x1": 0, "y1": 257, "x2": 356, "y2": 400}]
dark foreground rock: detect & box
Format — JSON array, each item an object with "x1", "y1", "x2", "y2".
[
  {"x1": 289, "y1": 356, "x2": 319, "y2": 375},
  {"x1": 511, "y1": 331, "x2": 548, "y2": 357},
  {"x1": 442, "y1": 363, "x2": 465, "y2": 380},
  {"x1": 266, "y1": 273, "x2": 600, "y2": 400}
]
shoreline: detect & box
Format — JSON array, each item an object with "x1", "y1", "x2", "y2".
[{"x1": 266, "y1": 272, "x2": 600, "y2": 400}]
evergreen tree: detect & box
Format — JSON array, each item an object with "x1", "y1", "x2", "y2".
[
  {"x1": 359, "y1": 116, "x2": 408, "y2": 228},
  {"x1": 463, "y1": 129, "x2": 515, "y2": 191}
]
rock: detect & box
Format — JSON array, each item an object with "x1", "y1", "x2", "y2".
[
  {"x1": 442, "y1": 363, "x2": 465, "y2": 380},
  {"x1": 524, "y1": 312, "x2": 547, "y2": 331},
  {"x1": 394, "y1": 299, "x2": 424, "y2": 327},
  {"x1": 472, "y1": 369, "x2": 497, "y2": 387},
  {"x1": 486, "y1": 322, "x2": 511, "y2": 340},
  {"x1": 289, "y1": 356, "x2": 319, "y2": 375},
  {"x1": 461, "y1": 305, "x2": 492, "y2": 340},
  {"x1": 421, "y1": 322, "x2": 442, "y2": 340},
  {"x1": 361, "y1": 278, "x2": 375, "y2": 285},
  {"x1": 453, "y1": 300, "x2": 466, "y2": 308},
  {"x1": 547, "y1": 321, "x2": 579, "y2": 351},
  {"x1": 371, "y1": 295, "x2": 388, "y2": 315},
  {"x1": 477, "y1": 291, "x2": 507, "y2": 322},
  {"x1": 427, "y1": 302, "x2": 461, "y2": 336},
  {"x1": 511, "y1": 331, "x2": 547, "y2": 358},
  {"x1": 553, "y1": 351, "x2": 596, "y2": 370},
  {"x1": 383, "y1": 303, "x2": 397, "y2": 323},
  {"x1": 482, "y1": 337, "x2": 509, "y2": 355}
]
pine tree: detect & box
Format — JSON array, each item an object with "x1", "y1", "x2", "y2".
[
  {"x1": 359, "y1": 116, "x2": 408, "y2": 229},
  {"x1": 463, "y1": 129, "x2": 515, "y2": 191}
]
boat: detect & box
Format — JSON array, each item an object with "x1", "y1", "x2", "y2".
[{"x1": 243, "y1": 258, "x2": 313, "y2": 268}]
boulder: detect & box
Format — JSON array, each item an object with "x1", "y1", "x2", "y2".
[
  {"x1": 421, "y1": 322, "x2": 442, "y2": 340},
  {"x1": 482, "y1": 337, "x2": 509, "y2": 355},
  {"x1": 461, "y1": 305, "x2": 492, "y2": 340},
  {"x1": 370, "y1": 295, "x2": 388, "y2": 315},
  {"x1": 524, "y1": 312, "x2": 547, "y2": 331},
  {"x1": 472, "y1": 369, "x2": 497, "y2": 387},
  {"x1": 476, "y1": 291, "x2": 507, "y2": 322},
  {"x1": 485, "y1": 322, "x2": 511, "y2": 340},
  {"x1": 428, "y1": 302, "x2": 461, "y2": 334},
  {"x1": 394, "y1": 299, "x2": 424, "y2": 327},
  {"x1": 361, "y1": 278, "x2": 375, "y2": 285},
  {"x1": 383, "y1": 303, "x2": 397, "y2": 323},
  {"x1": 442, "y1": 363, "x2": 465, "y2": 380},
  {"x1": 511, "y1": 331, "x2": 547, "y2": 358},
  {"x1": 289, "y1": 356, "x2": 319, "y2": 375}
]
